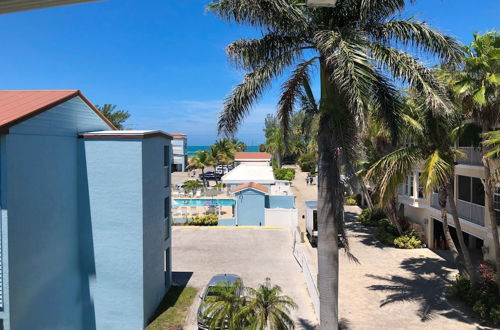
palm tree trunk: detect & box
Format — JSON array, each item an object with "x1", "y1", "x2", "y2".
[
  {"x1": 445, "y1": 183, "x2": 478, "y2": 284},
  {"x1": 481, "y1": 157, "x2": 499, "y2": 294},
  {"x1": 385, "y1": 197, "x2": 404, "y2": 235},
  {"x1": 437, "y1": 186, "x2": 462, "y2": 268},
  {"x1": 317, "y1": 61, "x2": 342, "y2": 330},
  {"x1": 360, "y1": 179, "x2": 374, "y2": 209}
]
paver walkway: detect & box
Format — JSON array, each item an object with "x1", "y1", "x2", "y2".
[{"x1": 289, "y1": 168, "x2": 480, "y2": 329}]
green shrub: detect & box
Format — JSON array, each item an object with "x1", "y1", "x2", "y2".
[
  {"x1": 187, "y1": 214, "x2": 218, "y2": 226},
  {"x1": 274, "y1": 168, "x2": 296, "y2": 181},
  {"x1": 297, "y1": 152, "x2": 317, "y2": 172},
  {"x1": 358, "y1": 208, "x2": 386, "y2": 226},
  {"x1": 448, "y1": 269, "x2": 500, "y2": 325},
  {"x1": 344, "y1": 195, "x2": 357, "y2": 206},
  {"x1": 393, "y1": 234, "x2": 422, "y2": 249}
]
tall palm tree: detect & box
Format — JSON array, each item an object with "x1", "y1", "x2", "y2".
[
  {"x1": 239, "y1": 278, "x2": 297, "y2": 330},
  {"x1": 208, "y1": 1, "x2": 462, "y2": 327},
  {"x1": 366, "y1": 101, "x2": 477, "y2": 283},
  {"x1": 202, "y1": 281, "x2": 246, "y2": 330},
  {"x1": 449, "y1": 31, "x2": 499, "y2": 292},
  {"x1": 95, "y1": 104, "x2": 131, "y2": 130}
]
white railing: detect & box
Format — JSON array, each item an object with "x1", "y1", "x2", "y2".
[
  {"x1": 457, "y1": 200, "x2": 485, "y2": 226},
  {"x1": 458, "y1": 147, "x2": 483, "y2": 166},
  {"x1": 292, "y1": 230, "x2": 320, "y2": 319}
]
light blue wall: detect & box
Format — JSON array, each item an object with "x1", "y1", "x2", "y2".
[
  {"x1": 235, "y1": 189, "x2": 265, "y2": 226},
  {"x1": 265, "y1": 195, "x2": 295, "y2": 209},
  {"x1": 141, "y1": 137, "x2": 171, "y2": 323},
  {"x1": 5, "y1": 97, "x2": 110, "y2": 330},
  {"x1": 218, "y1": 218, "x2": 236, "y2": 226},
  {"x1": 83, "y1": 139, "x2": 145, "y2": 330}
]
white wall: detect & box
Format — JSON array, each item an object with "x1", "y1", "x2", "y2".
[{"x1": 264, "y1": 208, "x2": 298, "y2": 228}]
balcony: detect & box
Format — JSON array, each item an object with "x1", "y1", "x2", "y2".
[
  {"x1": 458, "y1": 147, "x2": 483, "y2": 166},
  {"x1": 431, "y1": 193, "x2": 484, "y2": 226}
]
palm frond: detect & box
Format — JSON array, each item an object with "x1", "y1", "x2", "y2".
[
  {"x1": 207, "y1": 0, "x2": 307, "y2": 32},
  {"x1": 278, "y1": 57, "x2": 317, "y2": 144},
  {"x1": 369, "y1": 19, "x2": 464, "y2": 65},
  {"x1": 226, "y1": 33, "x2": 308, "y2": 71},
  {"x1": 420, "y1": 149, "x2": 454, "y2": 195},
  {"x1": 366, "y1": 146, "x2": 421, "y2": 205},
  {"x1": 218, "y1": 52, "x2": 297, "y2": 136},
  {"x1": 371, "y1": 44, "x2": 453, "y2": 114},
  {"x1": 359, "y1": 0, "x2": 407, "y2": 22}
]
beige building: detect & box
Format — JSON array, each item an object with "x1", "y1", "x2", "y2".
[{"x1": 398, "y1": 145, "x2": 499, "y2": 262}]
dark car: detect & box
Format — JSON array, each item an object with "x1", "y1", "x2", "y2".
[
  {"x1": 199, "y1": 171, "x2": 222, "y2": 181},
  {"x1": 197, "y1": 274, "x2": 244, "y2": 330}
]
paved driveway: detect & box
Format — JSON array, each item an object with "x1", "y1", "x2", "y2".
[{"x1": 172, "y1": 227, "x2": 318, "y2": 329}]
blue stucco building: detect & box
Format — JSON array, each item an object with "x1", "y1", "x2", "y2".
[{"x1": 0, "y1": 90, "x2": 172, "y2": 330}]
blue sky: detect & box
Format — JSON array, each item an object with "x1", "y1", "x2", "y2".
[{"x1": 0, "y1": 0, "x2": 498, "y2": 145}]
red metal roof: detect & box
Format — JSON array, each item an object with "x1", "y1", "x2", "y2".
[
  {"x1": 169, "y1": 132, "x2": 187, "y2": 136},
  {"x1": 0, "y1": 90, "x2": 115, "y2": 132},
  {"x1": 234, "y1": 152, "x2": 271, "y2": 160},
  {"x1": 232, "y1": 182, "x2": 269, "y2": 194}
]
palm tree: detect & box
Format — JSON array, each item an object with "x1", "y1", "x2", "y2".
[
  {"x1": 202, "y1": 281, "x2": 246, "y2": 330},
  {"x1": 208, "y1": 1, "x2": 462, "y2": 327},
  {"x1": 449, "y1": 31, "x2": 499, "y2": 292},
  {"x1": 95, "y1": 104, "x2": 131, "y2": 129},
  {"x1": 366, "y1": 101, "x2": 477, "y2": 283},
  {"x1": 265, "y1": 126, "x2": 285, "y2": 168},
  {"x1": 239, "y1": 278, "x2": 297, "y2": 330},
  {"x1": 183, "y1": 179, "x2": 203, "y2": 194}
]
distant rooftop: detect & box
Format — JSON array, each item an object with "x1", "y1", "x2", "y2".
[
  {"x1": 80, "y1": 130, "x2": 172, "y2": 140},
  {"x1": 168, "y1": 132, "x2": 187, "y2": 140},
  {"x1": 234, "y1": 152, "x2": 271, "y2": 161},
  {"x1": 222, "y1": 164, "x2": 275, "y2": 184},
  {"x1": 232, "y1": 182, "x2": 269, "y2": 194},
  {"x1": 0, "y1": 90, "x2": 115, "y2": 132}
]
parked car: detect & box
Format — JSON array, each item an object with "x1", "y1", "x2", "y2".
[
  {"x1": 197, "y1": 274, "x2": 244, "y2": 330},
  {"x1": 199, "y1": 171, "x2": 222, "y2": 181}
]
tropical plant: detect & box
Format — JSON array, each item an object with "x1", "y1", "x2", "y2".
[
  {"x1": 449, "y1": 31, "x2": 500, "y2": 293},
  {"x1": 183, "y1": 180, "x2": 203, "y2": 194},
  {"x1": 202, "y1": 280, "x2": 246, "y2": 330},
  {"x1": 238, "y1": 278, "x2": 297, "y2": 330},
  {"x1": 208, "y1": 1, "x2": 462, "y2": 327},
  {"x1": 95, "y1": 104, "x2": 131, "y2": 129},
  {"x1": 484, "y1": 130, "x2": 500, "y2": 181},
  {"x1": 264, "y1": 117, "x2": 286, "y2": 168},
  {"x1": 366, "y1": 99, "x2": 478, "y2": 283}
]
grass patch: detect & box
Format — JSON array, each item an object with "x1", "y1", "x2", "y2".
[{"x1": 147, "y1": 285, "x2": 198, "y2": 330}]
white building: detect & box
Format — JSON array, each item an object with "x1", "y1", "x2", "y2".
[
  {"x1": 169, "y1": 132, "x2": 187, "y2": 172},
  {"x1": 398, "y1": 146, "x2": 499, "y2": 262}
]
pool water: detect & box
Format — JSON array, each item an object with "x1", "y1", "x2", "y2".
[{"x1": 173, "y1": 199, "x2": 236, "y2": 207}]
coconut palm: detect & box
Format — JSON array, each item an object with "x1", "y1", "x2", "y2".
[
  {"x1": 449, "y1": 31, "x2": 499, "y2": 292},
  {"x1": 366, "y1": 100, "x2": 477, "y2": 283},
  {"x1": 208, "y1": 1, "x2": 462, "y2": 327},
  {"x1": 183, "y1": 179, "x2": 203, "y2": 194},
  {"x1": 265, "y1": 126, "x2": 285, "y2": 168},
  {"x1": 95, "y1": 104, "x2": 130, "y2": 130},
  {"x1": 202, "y1": 280, "x2": 246, "y2": 330},
  {"x1": 239, "y1": 278, "x2": 297, "y2": 330}
]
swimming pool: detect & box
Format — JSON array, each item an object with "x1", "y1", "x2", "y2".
[{"x1": 173, "y1": 199, "x2": 236, "y2": 207}]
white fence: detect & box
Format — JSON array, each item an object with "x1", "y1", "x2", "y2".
[
  {"x1": 292, "y1": 230, "x2": 320, "y2": 319},
  {"x1": 265, "y1": 208, "x2": 298, "y2": 229}
]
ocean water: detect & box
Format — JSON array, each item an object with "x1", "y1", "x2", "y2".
[{"x1": 187, "y1": 145, "x2": 259, "y2": 156}]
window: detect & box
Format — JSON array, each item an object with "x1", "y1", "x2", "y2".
[
  {"x1": 409, "y1": 175, "x2": 414, "y2": 197},
  {"x1": 164, "y1": 146, "x2": 170, "y2": 187},
  {"x1": 164, "y1": 197, "x2": 170, "y2": 240},
  {"x1": 457, "y1": 175, "x2": 485, "y2": 206},
  {"x1": 417, "y1": 173, "x2": 424, "y2": 199},
  {"x1": 494, "y1": 187, "x2": 500, "y2": 227},
  {"x1": 164, "y1": 248, "x2": 170, "y2": 288}
]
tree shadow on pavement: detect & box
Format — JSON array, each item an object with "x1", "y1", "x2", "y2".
[
  {"x1": 365, "y1": 257, "x2": 473, "y2": 324},
  {"x1": 297, "y1": 317, "x2": 351, "y2": 330},
  {"x1": 344, "y1": 211, "x2": 387, "y2": 249}
]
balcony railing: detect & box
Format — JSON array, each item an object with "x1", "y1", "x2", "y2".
[
  {"x1": 457, "y1": 200, "x2": 485, "y2": 226},
  {"x1": 431, "y1": 193, "x2": 485, "y2": 226},
  {"x1": 458, "y1": 147, "x2": 483, "y2": 166}
]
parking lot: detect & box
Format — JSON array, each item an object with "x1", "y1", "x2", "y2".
[{"x1": 172, "y1": 227, "x2": 318, "y2": 329}]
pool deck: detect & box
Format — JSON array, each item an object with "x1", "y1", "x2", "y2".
[{"x1": 172, "y1": 205, "x2": 234, "y2": 219}]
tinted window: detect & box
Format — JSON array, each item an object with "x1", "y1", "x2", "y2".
[
  {"x1": 471, "y1": 178, "x2": 485, "y2": 206},
  {"x1": 457, "y1": 176, "x2": 471, "y2": 202},
  {"x1": 164, "y1": 197, "x2": 170, "y2": 219},
  {"x1": 164, "y1": 146, "x2": 169, "y2": 166}
]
